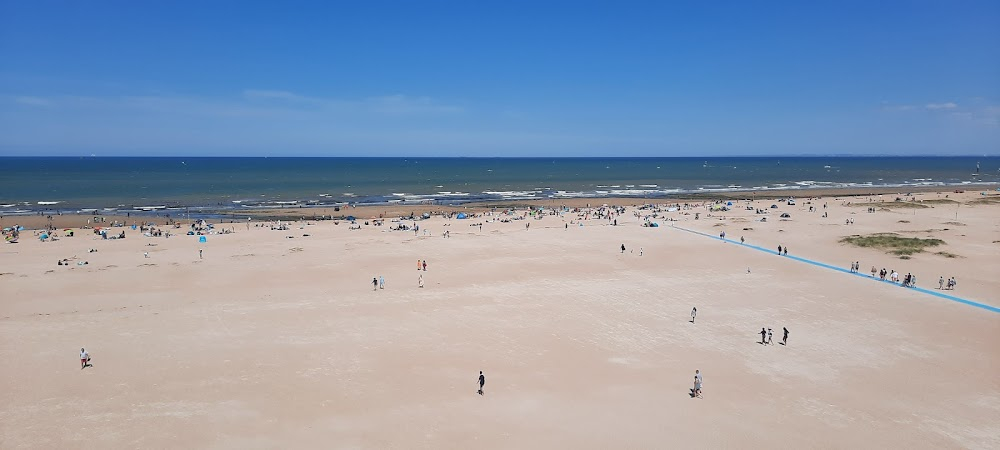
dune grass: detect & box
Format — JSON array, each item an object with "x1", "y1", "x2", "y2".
[
  {"x1": 839, "y1": 233, "x2": 945, "y2": 256},
  {"x1": 879, "y1": 201, "x2": 930, "y2": 209}
]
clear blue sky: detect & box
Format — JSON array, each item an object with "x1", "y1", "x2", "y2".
[{"x1": 1, "y1": 1, "x2": 997, "y2": 156}]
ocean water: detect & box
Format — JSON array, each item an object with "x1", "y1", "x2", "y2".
[{"x1": 1, "y1": 157, "x2": 997, "y2": 214}]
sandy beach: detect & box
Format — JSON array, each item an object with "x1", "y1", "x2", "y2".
[{"x1": 2, "y1": 189, "x2": 998, "y2": 448}]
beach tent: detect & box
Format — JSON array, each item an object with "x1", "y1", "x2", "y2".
[
  {"x1": 456, "y1": 213, "x2": 468, "y2": 219},
  {"x1": 346, "y1": 215, "x2": 356, "y2": 221},
  {"x1": 770, "y1": 204, "x2": 778, "y2": 209},
  {"x1": 199, "y1": 236, "x2": 207, "y2": 243},
  {"x1": 780, "y1": 213, "x2": 791, "y2": 218},
  {"x1": 726, "y1": 202, "x2": 733, "y2": 206},
  {"x1": 649, "y1": 222, "x2": 659, "y2": 227}
]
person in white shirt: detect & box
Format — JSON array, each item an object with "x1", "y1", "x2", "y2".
[
  {"x1": 693, "y1": 370, "x2": 703, "y2": 398},
  {"x1": 80, "y1": 348, "x2": 90, "y2": 369}
]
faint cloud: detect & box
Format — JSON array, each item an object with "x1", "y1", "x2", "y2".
[
  {"x1": 13, "y1": 96, "x2": 51, "y2": 106},
  {"x1": 925, "y1": 102, "x2": 957, "y2": 110},
  {"x1": 242, "y1": 89, "x2": 322, "y2": 104},
  {"x1": 364, "y1": 94, "x2": 464, "y2": 114}
]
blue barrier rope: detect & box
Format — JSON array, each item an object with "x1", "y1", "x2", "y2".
[{"x1": 668, "y1": 224, "x2": 1000, "y2": 314}]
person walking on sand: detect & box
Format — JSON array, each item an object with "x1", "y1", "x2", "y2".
[
  {"x1": 691, "y1": 307, "x2": 697, "y2": 323},
  {"x1": 783, "y1": 247, "x2": 788, "y2": 256},
  {"x1": 417, "y1": 259, "x2": 421, "y2": 271},
  {"x1": 741, "y1": 236, "x2": 745, "y2": 244},
  {"x1": 379, "y1": 276, "x2": 385, "y2": 290},
  {"x1": 418, "y1": 274, "x2": 424, "y2": 288},
  {"x1": 871, "y1": 266, "x2": 877, "y2": 277},
  {"x1": 693, "y1": 370, "x2": 703, "y2": 398},
  {"x1": 782, "y1": 327, "x2": 789, "y2": 346},
  {"x1": 422, "y1": 260, "x2": 427, "y2": 271},
  {"x1": 777, "y1": 245, "x2": 782, "y2": 255},
  {"x1": 621, "y1": 244, "x2": 626, "y2": 254},
  {"x1": 80, "y1": 348, "x2": 90, "y2": 369},
  {"x1": 478, "y1": 371, "x2": 486, "y2": 395},
  {"x1": 199, "y1": 248, "x2": 203, "y2": 259},
  {"x1": 372, "y1": 277, "x2": 378, "y2": 291},
  {"x1": 939, "y1": 276, "x2": 945, "y2": 290},
  {"x1": 767, "y1": 328, "x2": 773, "y2": 345},
  {"x1": 639, "y1": 247, "x2": 643, "y2": 256},
  {"x1": 760, "y1": 328, "x2": 767, "y2": 345}
]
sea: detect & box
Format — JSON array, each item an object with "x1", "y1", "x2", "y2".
[{"x1": 1, "y1": 156, "x2": 997, "y2": 215}]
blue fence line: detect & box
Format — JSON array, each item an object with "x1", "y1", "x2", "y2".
[{"x1": 668, "y1": 224, "x2": 1000, "y2": 314}]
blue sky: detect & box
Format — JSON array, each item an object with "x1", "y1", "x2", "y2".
[{"x1": 1, "y1": 1, "x2": 998, "y2": 156}]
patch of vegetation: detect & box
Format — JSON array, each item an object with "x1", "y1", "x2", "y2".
[
  {"x1": 879, "y1": 201, "x2": 930, "y2": 209},
  {"x1": 920, "y1": 199, "x2": 958, "y2": 204},
  {"x1": 899, "y1": 255, "x2": 911, "y2": 260},
  {"x1": 967, "y1": 197, "x2": 1000, "y2": 205},
  {"x1": 839, "y1": 233, "x2": 946, "y2": 256},
  {"x1": 935, "y1": 251, "x2": 961, "y2": 258}
]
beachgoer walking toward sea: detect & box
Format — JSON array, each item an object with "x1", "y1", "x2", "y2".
[
  {"x1": 80, "y1": 348, "x2": 90, "y2": 369},
  {"x1": 782, "y1": 327, "x2": 789, "y2": 345},
  {"x1": 939, "y1": 276, "x2": 945, "y2": 290},
  {"x1": 777, "y1": 245, "x2": 782, "y2": 255},
  {"x1": 372, "y1": 277, "x2": 378, "y2": 291},
  {"x1": 741, "y1": 236, "x2": 745, "y2": 244},
  {"x1": 478, "y1": 371, "x2": 485, "y2": 395},
  {"x1": 379, "y1": 276, "x2": 385, "y2": 290},
  {"x1": 422, "y1": 260, "x2": 427, "y2": 271},
  {"x1": 760, "y1": 328, "x2": 767, "y2": 345},
  {"x1": 783, "y1": 247, "x2": 788, "y2": 256},
  {"x1": 767, "y1": 328, "x2": 773, "y2": 345},
  {"x1": 871, "y1": 266, "x2": 877, "y2": 277},
  {"x1": 691, "y1": 307, "x2": 697, "y2": 323},
  {"x1": 693, "y1": 370, "x2": 703, "y2": 398}
]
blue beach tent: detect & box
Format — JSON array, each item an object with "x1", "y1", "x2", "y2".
[{"x1": 456, "y1": 213, "x2": 468, "y2": 219}]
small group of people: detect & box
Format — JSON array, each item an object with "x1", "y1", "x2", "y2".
[
  {"x1": 417, "y1": 259, "x2": 427, "y2": 271},
  {"x1": 938, "y1": 276, "x2": 958, "y2": 290},
  {"x1": 849, "y1": 261, "x2": 861, "y2": 273},
  {"x1": 372, "y1": 276, "x2": 385, "y2": 291},
  {"x1": 760, "y1": 327, "x2": 789, "y2": 346},
  {"x1": 876, "y1": 268, "x2": 917, "y2": 287},
  {"x1": 777, "y1": 245, "x2": 788, "y2": 256}
]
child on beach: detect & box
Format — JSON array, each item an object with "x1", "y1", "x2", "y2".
[{"x1": 80, "y1": 348, "x2": 90, "y2": 369}]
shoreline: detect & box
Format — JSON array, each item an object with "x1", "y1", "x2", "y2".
[{"x1": 4, "y1": 185, "x2": 997, "y2": 230}]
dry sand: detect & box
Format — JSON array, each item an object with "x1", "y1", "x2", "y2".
[{"x1": 2, "y1": 190, "x2": 999, "y2": 449}]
